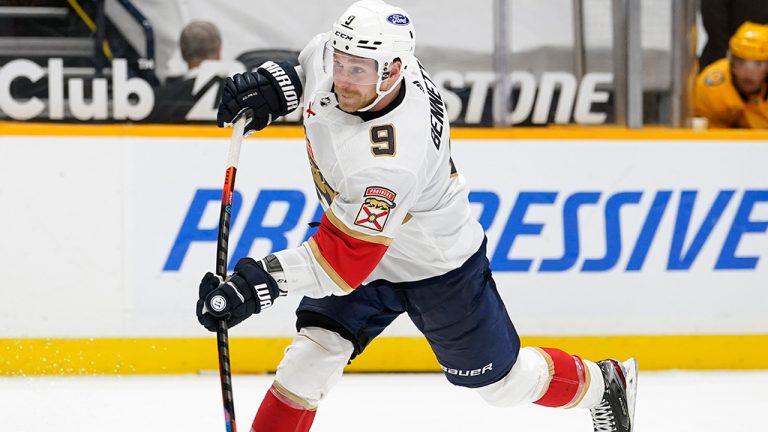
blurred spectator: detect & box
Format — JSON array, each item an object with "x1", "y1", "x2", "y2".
[
  {"x1": 146, "y1": 21, "x2": 224, "y2": 123},
  {"x1": 179, "y1": 20, "x2": 222, "y2": 70},
  {"x1": 700, "y1": 0, "x2": 768, "y2": 70},
  {"x1": 694, "y1": 22, "x2": 768, "y2": 129}
]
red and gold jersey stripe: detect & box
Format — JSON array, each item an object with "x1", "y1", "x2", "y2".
[{"x1": 307, "y1": 210, "x2": 391, "y2": 292}]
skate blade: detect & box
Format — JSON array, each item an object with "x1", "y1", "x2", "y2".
[{"x1": 622, "y1": 358, "x2": 638, "y2": 431}]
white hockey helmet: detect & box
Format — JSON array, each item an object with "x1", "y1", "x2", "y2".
[{"x1": 327, "y1": 0, "x2": 415, "y2": 104}]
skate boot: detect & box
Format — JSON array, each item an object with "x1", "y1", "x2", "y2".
[{"x1": 590, "y1": 358, "x2": 638, "y2": 432}]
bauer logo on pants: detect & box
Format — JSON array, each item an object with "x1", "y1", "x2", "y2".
[{"x1": 354, "y1": 186, "x2": 396, "y2": 232}]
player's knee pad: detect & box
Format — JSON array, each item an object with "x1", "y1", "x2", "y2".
[
  {"x1": 475, "y1": 347, "x2": 551, "y2": 407},
  {"x1": 274, "y1": 326, "x2": 354, "y2": 406}
]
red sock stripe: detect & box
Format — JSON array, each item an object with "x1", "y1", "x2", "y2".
[
  {"x1": 251, "y1": 386, "x2": 316, "y2": 432},
  {"x1": 533, "y1": 347, "x2": 586, "y2": 408}
]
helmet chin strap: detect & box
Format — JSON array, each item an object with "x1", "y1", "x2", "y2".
[{"x1": 356, "y1": 74, "x2": 404, "y2": 112}]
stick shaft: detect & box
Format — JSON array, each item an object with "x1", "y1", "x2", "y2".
[
  {"x1": 216, "y1": 321, "x2": 235, "y2": 432},
  {"x1": 215, "y1": 114, "x2": 248, "y2": 432}
]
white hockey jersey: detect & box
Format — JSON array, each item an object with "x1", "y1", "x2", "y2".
[{"x1": 273, "y1": 33, "x2": 484, "y2": 298}]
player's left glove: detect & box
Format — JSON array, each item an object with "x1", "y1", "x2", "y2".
[
  {"x1": 217, "y1": 61, "x2": 303, "y2": 135},
  {"x1": 196, "y1": 256, "x2": 285, "y2": 332}
]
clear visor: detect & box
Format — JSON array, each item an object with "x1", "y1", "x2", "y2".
[
  {"x1": 731, "y1": 56, "x2": 768, "y2": 70},
  {"x1": 323, "y1": 41, "x2": 381, "y2": 86}
]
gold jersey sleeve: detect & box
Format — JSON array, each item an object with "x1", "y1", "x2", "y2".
[{"x1": 694, "y1": 58, "x2": 768, "y2": 129}]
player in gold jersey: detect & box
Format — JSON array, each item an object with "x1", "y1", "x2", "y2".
[{"x1": 695, "y1": 21, "x2": 768, "y2": 128}]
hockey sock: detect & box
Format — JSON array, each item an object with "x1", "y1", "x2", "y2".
[
  {"x1": 251, "y1": 384, "x2": 317, "y2": 432},
  {"x1": 532, "y1": 347, "x2": 595, "y2": 408}
]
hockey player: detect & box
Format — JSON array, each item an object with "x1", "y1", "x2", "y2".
[
  {"x1": 695, "y1": 21, "x2": 768, "y2": 128},
  {"x1": 196, "y1": 1, "x2": 637, "y2": 431}
]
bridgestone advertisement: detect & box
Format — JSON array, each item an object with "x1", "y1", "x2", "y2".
[{"x1": 0, "y1": 0, "x2": 684, "y2": 126}]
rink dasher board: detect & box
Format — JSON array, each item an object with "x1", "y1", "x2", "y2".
[{"x1": 1, "y1": 125, "x2": 766, "y2": 374}]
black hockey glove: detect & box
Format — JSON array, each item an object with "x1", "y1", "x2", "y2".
[
  {"x1": 217, "y1": 61, "x2": 303, "y2": 135},
  {"x1": 196, "y1": 257, "x2": 285, "y2": 332}
]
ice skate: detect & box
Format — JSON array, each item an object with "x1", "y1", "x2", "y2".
[{"x1": 590, "y1": 358, "x2": 638, "y2": 432}]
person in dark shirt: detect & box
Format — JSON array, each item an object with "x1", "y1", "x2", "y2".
[{"x1": 146, "y1": 21, "x2": 224, "y2": 123}]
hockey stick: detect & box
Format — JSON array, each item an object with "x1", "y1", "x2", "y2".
[{"x1": 215, "y1": 111, "x2": 251, "y2": 432}]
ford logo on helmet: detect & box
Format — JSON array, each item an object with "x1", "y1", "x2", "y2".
[{"x1": 387, "y1": 14, "x2": 410, "y2": 25}]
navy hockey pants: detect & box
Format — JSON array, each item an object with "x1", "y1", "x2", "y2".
[{"x1": 296, "y1": 238, "x2": 521, "y2": 388}]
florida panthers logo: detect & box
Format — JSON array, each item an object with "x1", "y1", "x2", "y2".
[{"x1": 354, "y1": 186, "x2": 397, "y2": 232}]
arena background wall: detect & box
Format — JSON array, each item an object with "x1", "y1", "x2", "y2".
[{"x1": 1, "y1": 124, "x2": 766, "y2": 375}]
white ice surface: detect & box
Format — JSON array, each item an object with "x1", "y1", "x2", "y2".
[{"x1": 2, "y1": 371, "x2": 766, "y2": 431}]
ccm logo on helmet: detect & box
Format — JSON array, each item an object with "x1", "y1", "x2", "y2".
[
  {"x1": 334, "y1": 30, "x2": 353, "y2": 41},
  {"x1": 387, "y1": 14, "x2": 410, "y2": 25}
]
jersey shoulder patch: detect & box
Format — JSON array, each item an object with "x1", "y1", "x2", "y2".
[
  {"x1": 354, "y1": 186, "x2": 397, "y2": 232},
  {"x1": 703, "y1": 69, "x2": 725, "y2": 86}
]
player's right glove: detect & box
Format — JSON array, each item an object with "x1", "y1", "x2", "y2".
[
  {"x1": 196, "y1": 256, "x2": 285, "y2": 332},
  {"x1": 217, "y1": 61, "x2": 303, "y2": 135}
]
